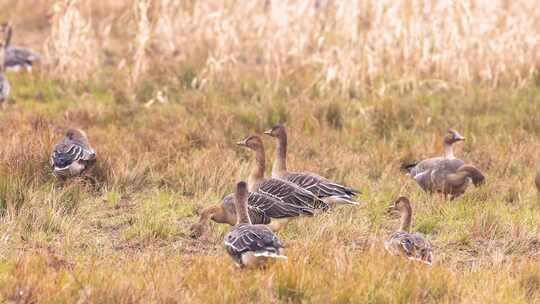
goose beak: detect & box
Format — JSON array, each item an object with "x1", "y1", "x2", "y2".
[
  {"x1": 386, "y1": 205, "x2": 397, "y2": 215},
  {"x1": 236, "y1": 139, "x2": 247, "y2": 147},
  {"x1": 263, "y1": 129, "x2": 272, "y2": 135},
  {"x1": 456, "y1": 134, "x2": 465, "y2": 141}
]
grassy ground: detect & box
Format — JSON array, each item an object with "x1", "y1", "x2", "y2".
[
  {"x1": 1, "y1": 0, "x2": 540, "y2": 303},
  {"x1": 0, "y1": 71, "x2": 539, "y2": 303}
]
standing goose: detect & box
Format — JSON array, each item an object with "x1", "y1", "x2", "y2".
[
  {"x1": 402, "y1": 129, "x2": 467, "y2": 194},
  {"x1": 224, "y1": 181, "x2": 287, "y2": 268},
  {"x1": 2, "y1": 23, "x2": 40, "y2": 72},
  {"x1": 385, "y1": 196, "x2": 433, "y2": 265},
  {"x1": 190, "y1": 190, "x2": 314, "y2": 238},
  {"x1": 0, "y1": 24, "x2": 10, "y2": 109},
  {"x1": 50, "y1": 128, "x2": 96, "y2": 179},
  {"x1": 264, "y1": 124, "x2": 359, "y2": 205},
  {"x1": 236, "y1": 135, "x2": 330, "y2": 213},
  {"x1": 534, "y1": 169, "x2": 540, "y2": 192}
]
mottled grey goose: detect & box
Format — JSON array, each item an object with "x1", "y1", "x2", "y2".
[
  {"x1": 0, "y1": 24, "x2": 10, "y2": 109},
  {"x1": 190, "y1": 190, "x2": 314, "y2": 238},
  {"x1": 224, "y1": 181, "x2": 287, "y2": 268},
  {"x1": 50, "y1": 128, "x2": 96, "y2": 178},
  {"x1": 237, "y1": 135, "x2": 329, "y2": 212},
  {"x1": 535, "y1": 167, "x2": 540, "y2": 193},
  {"x1": 264, "y1": 124, "x2": 360, "y2": 205},
  {"x1": 385, "y1": 196, "x2": 433, "y2": 265},
  {"x1": 2, "y1": 23, "x2": 40, "y2": 72}
]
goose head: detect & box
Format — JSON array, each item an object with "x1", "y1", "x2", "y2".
[
  {"x1": 387, "y1": 196, "x2": 412, "y2": 215},
  {"x1": 65, "y1": 128, "x2": 88, "y2": 141},
  {"x1": 236, "y1": 135, "x2": 264, "y2": 151},
  {"x1": 444, "y1": 129, "x2": 465, "y2": 145},
  {"x1": 263, "y1": 124, "x2": 286, "y2": 138}
]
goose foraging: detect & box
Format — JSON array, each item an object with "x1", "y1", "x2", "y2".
[
  {"x1": 264, "y1": 124, "x2": 360, "y2": 205},
  {"x1": 224, "y1": 181, "x2": 287, "y2": 268},
  {"x1": 51, "y1": 128, "x2": 96, "y2": 179},
  {"x1": 190, "y1": 190, "x2": 314, "y2": 238},
  {"x1": 385, "y1": 196, "x2": 433, "y2": 265}
]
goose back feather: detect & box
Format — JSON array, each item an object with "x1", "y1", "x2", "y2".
[{"x1": 51, "y1": 129, "x2": 96, "y2": 178}]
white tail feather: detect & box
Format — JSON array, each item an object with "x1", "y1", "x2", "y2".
[
  {"x1": 254, "y1": 251, "x2": 288, "y2": 259},
  {"x1": 321, "y1": 196, "x2": 360, "y2": 205}
]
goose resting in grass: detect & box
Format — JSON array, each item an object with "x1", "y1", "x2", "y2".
[
  {"x1": 385, "y1": 196, "x2": 433, "y2": 265},
  {"x1": 224, "y1": 181, "x2": 287, "y2": 268},
  {"x1": 2, "y1": 23, "x2": 40, "y2": 72},
  {"x1": 190, "y1": 190, "x2": 314, "y2": 238},
  {"x1": 536, "y1": 168, "x2": 540, "y2": 193},
  {"x1": 264, "y1": 124, "x2": 360, "y2": 205},
  {"x1": 51, "y1": 128, "x2": 96, "y2": 179},
  {"x1": 237, "y1": 135, "x2": 330, "y2": 225},
  {"x1": 0, "y1": 24, "x2": 10, "y2": 109}
]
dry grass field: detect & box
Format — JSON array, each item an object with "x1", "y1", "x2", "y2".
[{"x1": 0, "y1": 0, "x2": 540, "y2": 303}]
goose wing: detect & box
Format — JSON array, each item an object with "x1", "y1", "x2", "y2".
[
  {"x1": 257, "y1": 178, "x2": 329, "y2": 211},
  {"x1": 222, "y1": 194, "x2": 271, "y2": 225},
  {"x1": 51, "y1": 138, "x2": 96, "y2": 169},
  {"x1": 285, "y1": 172, "x2": 359, "y2": 198},
  {"x1": 248, "y1": 191, "x2": 314, "y2": 218},
  {"x1": 224, "y1": 224, "x2": 283, "y2": 264},
  {"x1": 430, "y1": 159, "x2": 466, "y2": 191},
  {"x1": 385, "y1": 231, "x2": 433, "y2": 265}
]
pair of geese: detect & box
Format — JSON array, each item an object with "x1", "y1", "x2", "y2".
[
  {"x1": 206, "y1": 129, "x2": 496, "y2": 267},
  {"x1": 0, "y1": 22, "x2": 41, "y2": 109}
]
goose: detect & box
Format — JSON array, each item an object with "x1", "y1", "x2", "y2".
[
  {"x1": 385, "y1": 196, "x2": 433, "y2": 265},
  {"x1": 2, "y1": 23, "x2": 40, "y2": 72},
  {"x1": 0, "y1": 24, "x2": 10, "y2": 109},
  {"x1": 224, "y1": 181, "x2": 287, "y2": 268},
  {"x1": 190, "y1": 190, "x2": 314, "y2": 238},
  {"x1": 263, "y1": 124, "x2": 360, "y2": 205},
  {"x1": 237, "y1": 135, "x2": 330, "y2": 213},
  {"x1": 50, "y1": 128, "x2": 96, "y2": 179},
  {"x1": 534, "y1": 169, "x2": 540, "y2": 192},
  {"x1": 402, "y1": 129, "x2": 474, "y2": 195}
]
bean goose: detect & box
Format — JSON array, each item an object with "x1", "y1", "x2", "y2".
[
  {"x1": 224, "y1": 181, "x2": 287, "y2": 268},
  {"x1": 0, "y1": 24, "x2": 10, "y2": 109},
  {"x1": 264, "y1": 124, "x2": 360, "y2": 205},
  {"x1": 237, "y1": 135, "x2": 330, "y2": 213},
  {"x1": 385, "y1": 196, "x2": 433, "y2": 265},
  {"x1": 50, "y1": 129, "x2": 96, "y2": 178},
  {"x1": 2, "y1": 23, "x2": 40, "y2": 72},
  {"x1": 535, "y1": 167, "x2": 540, "y2": 193},
  {"x1": 190, "y1": 191, "x2": 314, "y2": 238}
]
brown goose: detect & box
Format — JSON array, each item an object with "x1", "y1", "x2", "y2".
[
  {"x1": 224, "y1": 181, "x2": 287, "y2": 268},
  {"x1": 264, "y1": 124, "x2": 359, "y2": 205},
  {"x1": 385, "y1": 196, "x2": 433, "y2": 265},
  {"x1": 0, "y1": 24, "x2": 10, "y2": 109},
  {"x1": 535, "y1": 167, "x2": 540, "y2": 193},
  {"x1": 190, "y1": 190, "x2": 314, "y2": 238},
  {"x1": 237, "y1": 135, "x2": 329, "y2": 213},
  {"x1": 50, "y1": 128, "x2": 96, "y2": 179}
]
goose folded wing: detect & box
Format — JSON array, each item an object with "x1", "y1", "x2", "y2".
[
  {"x1": 224, "y1": 224, "x2": 282, "y2": 257},
  {"x1": 248, "y1": 192, "x2": 314, "y2": 218},
  {"x1": 258, "y1": 179, "x2": 329, "y2": 211},
  {"x1": 286, "y1": 172, "x2": 359, "y2": 197},
  {"x1": 51, "y1": 140, "x2": 96, "y2": 169}
]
